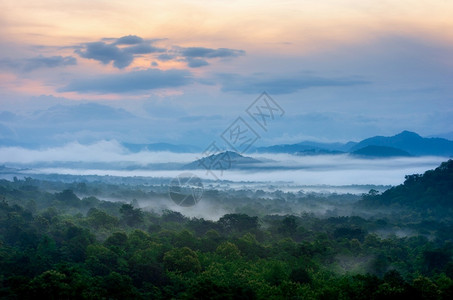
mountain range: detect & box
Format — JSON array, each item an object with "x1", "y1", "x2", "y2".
[
  {"x1": 117, "y1": 130, "x2": 453, "y2": 158},
  {"x1": 1, "y1": 127, "x2": 453, "y2": 158},
  {"x1": 349, "y1": 131, "x2": 453, "y2": 156},
  {"x1": 253, "y1": 131, "x2": 453, "y2": 157}
]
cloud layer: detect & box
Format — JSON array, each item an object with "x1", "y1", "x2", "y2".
[
  {"x1": 0, "y1": 142, "x2": 446, "y2": 187},
  {"x1": 74, "y1": 35, "x2": 246, "y2": 69},
  {"x1": 60, "y1": 68, "x2": 192, "y2": 93},
  {"x1": 1, "y1": 1, "x2": 452, "y2": 147},
  {"x1": 0, "y1": 55, "x2": 77, "y2": 72},
  {"x1": 179, "y1": 47, "x2": 245, "y2": 68},
  {"x1": 216, "y1": 73, "x2": 369, "y2": 94},
  {"x1": 76, "y1": 35, "x2": 164, "y2": 68}
]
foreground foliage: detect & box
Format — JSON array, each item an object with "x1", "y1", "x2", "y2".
[{"x1": 0, "y1": 161, "x2": 453, "y2": 299}]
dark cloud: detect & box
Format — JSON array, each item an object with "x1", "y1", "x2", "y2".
[
  {"x1": 76, "y1": 41, "x2": 131, "y2": 68},
  {"x1": 155, "y1": 46, "x2": 245, "y2": 68},
  {"x1": 186, "y1": 58, "x2": 209, "y2": 68},
  {"x1": 180, "y1": 47, "x2": 245, "y2": 68},
  {"x1": 216, "y1": 73, "x2": 370, "y2": 94},
  {"x1": 76, "y1": 35, "x2": 164, "y2": 69},
  {"x1": 125, "y1": 43, "x2": 163, "y2": 54},
  {"x1": 157, "y1": 53, "x2": 176, "y2": 61},
  {"x1": 114, "y1": 35, "x2": 144, "y2": 45},
  {"x1": 75, "y1": 36, "x2": 245, "y2": 69},
  {"x1": 25, "y1": 56, "x2": 77, "y2": 70},
  {"x1": 181, "y1": 47, "x2": 245, "y2": 58},
  {"x1": 59, "y1": 68, "x2": 192, "y2": 94},
  {"x1": 0, "y1": 55, "x2": 77, "y2": 72}
]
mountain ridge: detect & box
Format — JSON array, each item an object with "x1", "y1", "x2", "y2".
[
  {"x1": 350, "y1": 131, "x2": 453, "y2": 156},
  {"x1": 255, "y1": 131, "x2": 453, "y2": 157},
  {"x1": 183, "y1": 151, "x2": 261, "y2": 170},
  {"x1": 358, "y1": 159, "x2": 453, "y2": 211},
  {"x1": 2, "y1": 129, "x2": 453, "y2": 157}
]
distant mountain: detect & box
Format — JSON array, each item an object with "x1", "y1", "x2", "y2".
[
  {"x1": 351, "y1": 145, "x2": 412, "y2": 158},
  {"x1": 295, "y1": 149, "x2": 344, "y2": 156},
  {"x1": 183, "y1": 151, "x2": 261, "y2": 170},
  {"x1": 256, "y1": 131, "x2": 453, "y2": 157},
  {"x1": 298, "y1": 141, "x2": 357, "y2": 152},
  {"x1": 122, "y1": 142, "x2": 200, "y2": 153},
  {"x1": 351, "y1": 131, "x2": 453, "y2": 156},
  {"x1": 255, "y1": 141, "x2": 356, "y2": 154},
  {"x1": 359, "y1": 159, "x2": 453, "y2": 211},
  {"x1": 429, "y1": 132, "x2": 453, "y2": 141}
]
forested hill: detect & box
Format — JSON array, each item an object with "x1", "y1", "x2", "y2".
[
  {"x1": 359, "y1": 159, "x2": 453, "y2": 210},
  {"x1": 1, "y1": 176, "x2": 453, "y2": 298}
]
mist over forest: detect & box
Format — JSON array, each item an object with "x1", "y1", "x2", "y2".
[
  {"x1": 2, "y1": 0, "x2": 453, "y2": 298},
  {"x1": 1, "y1": 116, "x2": 453, "y2": 299},
  {"x1": 1, "y1": 150, "x2": 453, "y2": 298}
]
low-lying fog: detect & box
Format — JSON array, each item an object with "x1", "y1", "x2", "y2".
[{"x1": 0, "y1": 141, "x2": 448, "y2": 188}]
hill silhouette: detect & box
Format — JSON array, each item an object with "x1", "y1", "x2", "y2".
[
  {"x1": 359, "y1": 159, "x2": 453, "y2": 210},
  {"x1": 255, "y1": 131, "x2": 453, "y2": 156},
  {"x1": 351, "y1": 131, "x2": 453, "y2": 156},
  {"x1": 183, "y1": 151, "x2": 261, "y2": 170}
]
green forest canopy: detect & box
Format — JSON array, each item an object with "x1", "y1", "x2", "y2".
[{"x1": 0, "y1": 160, "x2": 452, "y2": 299}]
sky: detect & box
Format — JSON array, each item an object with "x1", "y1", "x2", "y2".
[{"x1": 1, "y1": 0, "x2": 453, "y2": 148}]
